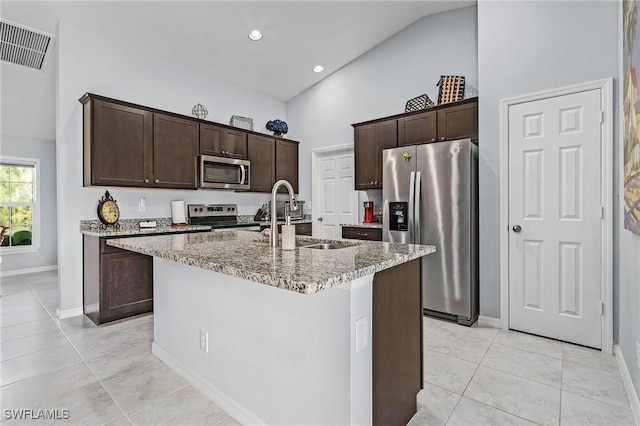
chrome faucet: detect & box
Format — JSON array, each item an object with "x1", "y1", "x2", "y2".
[{"x1": 270, "y1": 179, "x2": 298, "y2": 247}]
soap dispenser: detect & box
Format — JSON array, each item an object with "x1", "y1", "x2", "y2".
[{"x1": 281, "y1": 216, "x2": 296, "y2": 251}]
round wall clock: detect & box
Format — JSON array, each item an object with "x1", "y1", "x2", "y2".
[{"x1": 97, "y1": 191, "x2": 120, "y2": 228}]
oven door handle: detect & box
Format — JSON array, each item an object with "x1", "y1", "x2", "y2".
[{"x1": 239, "y1": 165, "x2": 246, "y2": 185}]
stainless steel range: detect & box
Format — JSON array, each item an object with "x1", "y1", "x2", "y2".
[{"x1": 187, "y1": 204, "x2": 260, "y2": 231}]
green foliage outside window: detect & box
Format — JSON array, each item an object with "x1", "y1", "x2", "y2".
[{"x1": 0, "y1": 163, "x2": 34, "y2": 247}]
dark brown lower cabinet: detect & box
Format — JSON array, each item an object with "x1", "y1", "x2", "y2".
[
  {"x1": 341, "y1": 226, "x2": 382, "y2": 241},
  {"x1": 373, "y1": 258, "x2": 422, "y2": 426},
  {"x1": 83, "y1": 235, "x2": 153, "y2": 325}
]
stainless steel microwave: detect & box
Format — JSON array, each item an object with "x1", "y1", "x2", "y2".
[{"x1": 198, "y1": 155, "x2": 250, "y2": 190}]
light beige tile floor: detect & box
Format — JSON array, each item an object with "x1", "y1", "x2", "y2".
[
  {"x1": 0, "y1": 271, "x2": 239, "y2": 426},
  {"x1": 410, "y1": 316, "x2": 637, "y2": 426},
  {"x1": 1, "y1": 271, "x2": 637, "y2": 425}
]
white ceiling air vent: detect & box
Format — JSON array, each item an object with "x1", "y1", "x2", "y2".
[{"x1": 1, "y1": 20, "x2": 55, "y2": 71}]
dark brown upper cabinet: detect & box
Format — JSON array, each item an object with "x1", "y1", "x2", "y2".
[
  {"x1": 199, "y1": 123, "x2": 248, "y2": 159},
  {"x1": 81, "y1": 93, "x2": 198, "y2": 189},
  {"x1": 152, "y1": 113, "x2": 199, "y2": 189},
  {"x1": 354, "y1": 119, "x2": 397, "y2": 190},
  {"x1": 398, "y1": 110, "x2": 437, "y2": 147},
  {"x1": 352, "y1": 98, "x2": 478, "y2": 190},
  {"x1": 275, "y1": 139, "x2": 299, "y2": 194},
  {"x1": 247, "y1": 134, "x2": 276, "y2": 193},
  {"x1": 80, "y1": 93, "x2": 299, "y2": 192},
  {"x1": 82, "y1": 96, "x2": 153, "y2": 187},
  {"x1": 398, "y1": 98, "x2": 478, "y2": 146},
  {"x1": 247, "y1": 135, "x2": 300, "y2": 193},
  {"x1": 436, "y1": 100, "x2": 478, "y2": 142}
]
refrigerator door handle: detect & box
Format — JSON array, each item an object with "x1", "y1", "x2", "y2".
[
  {"x1": 414, "y1": 171, "x2": 422, "y2": 242},
  {"x1": 409, "y1": 171, "x2": 416, "y2": 243}
]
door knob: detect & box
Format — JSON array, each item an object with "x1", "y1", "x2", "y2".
[
  {"x1": 512, "y1": 225, "x2": 522, "y2": 233},
  {"x1": 318, "y1": 217, "x2": 323, "y2": 222}
]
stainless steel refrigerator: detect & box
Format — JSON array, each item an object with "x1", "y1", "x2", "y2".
[{"x1": 382, "y1": 139, "x2": 478, "y2": 325}]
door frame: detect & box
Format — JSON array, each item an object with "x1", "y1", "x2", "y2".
[
  {"x1": 499, "y1": 78, "x2": 614, "y2": 353},
  {"x1": 311, "y1": 144, "x2": 359, "y2": 238}
]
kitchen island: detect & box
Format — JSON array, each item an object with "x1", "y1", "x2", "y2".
[{"x1": 108, "y1": 230, "x2": 435, "y2": 425}]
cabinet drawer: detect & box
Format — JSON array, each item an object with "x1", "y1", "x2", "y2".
[
  {"x1": 295, "y1": 222, "x2": 312, "y2": 236},
  {"x1": 342, "y1": 227, "x2": 382, "y2": 241}
]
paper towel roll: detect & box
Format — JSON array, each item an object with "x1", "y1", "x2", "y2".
[{"x1": 171, "y1": 200, "x2": 186, "y2": 224}]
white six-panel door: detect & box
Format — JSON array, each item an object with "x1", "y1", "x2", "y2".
[
  {"x1": 313, "y1": 149, "x2": 358, "y2": 239},
  {"x1": 508, "y1": 89, "x2": 603, "y2": 348}
]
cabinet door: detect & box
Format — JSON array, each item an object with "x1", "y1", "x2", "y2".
[
  {"x1": 374, "y1": 119, "x2": 398, "y2": 186},
  {"x1": 89, "y1": 99, "x2": 152, "y2": 187},
  {"x1": 101, "y1": 251, "x2": 153, "y2": 322},
  {"x1": 153, "y1": 113, "x2": 199, "y2": 189},
  {"x1": 275, "y1": 140, "x2": 299, "y2": 193},
  {"x1": 247, "y1": 134, "x2": 275, "y2": 192},
  {"x1": 295, "y1": 222, "x2": 312, "y2": 236},
  {"x1": 373, "y1": 259, "x2": 422, "y2": 426},
  {"x1": 437, "y1": 99, "x2": 478, "y2": 143},
  {"x1": 200, "y1": 124, "x2": 247, "y2": 159},
  {"x1": 398, "y1": 110, "x2": 437, "y2": 146},
  {"x1": 354, "y1": 124, "x2": 377, "y2": 190}
]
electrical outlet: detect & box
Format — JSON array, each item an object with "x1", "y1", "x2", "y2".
[
  {"x1": 199, "y1": 329, "x2": 209, "y2": 353},
  {"x1": 355, "y1": 316, "x2": 368, "y2": 352},
  {"x1": 138, "y1": 197, "x2": 146, "y2": 212}
]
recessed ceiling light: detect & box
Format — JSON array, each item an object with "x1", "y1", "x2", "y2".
[
  {"x1": 313, "y1": 65, "x2": 324, "y2": 73},
  {"x1": 248, "y1": 30, "x2": 262, "y2": 41}
]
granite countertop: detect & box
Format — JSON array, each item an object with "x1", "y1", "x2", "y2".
[
  {"x1": 341, "y1": 223, "x2": 383, "y2": 229},
  {"x1": 80, "y1": 218, "x2": 211, "y2": 237},
  {"x1": 107, "y1": 230, "x2": 435, "y2": 295}
]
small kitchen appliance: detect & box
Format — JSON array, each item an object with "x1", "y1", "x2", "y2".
[
  {"x1": 268, "y1": 200, "x2": 305, "y2": 220},
  {"x1": 171, "y1": 200, "x2": 186, "y2": 225},
  {"x1": 363, "y1": 201, "x2": 374, "y2": 224}
]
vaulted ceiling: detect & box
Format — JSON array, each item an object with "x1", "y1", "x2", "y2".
[{"x1": 0, "y1": 1, "x2": 475, "y2": 140}]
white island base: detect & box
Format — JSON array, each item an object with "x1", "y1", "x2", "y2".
[{"x1": 151, "y1": 258, "x2": 374, "y2": 425}]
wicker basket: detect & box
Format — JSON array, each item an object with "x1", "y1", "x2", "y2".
[
  {"x1": 230, "y1": 115, "x2": 254, "y2": 131},
  {"x1": 437, "y1": 75, "x2": 465, "y2": 104},
  {"x1": 405, "y1": 94, "x2": 435, "y2": 113}
]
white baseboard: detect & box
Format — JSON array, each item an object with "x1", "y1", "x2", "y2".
[
  {"x1": 615, "y1": 345, "x2": 640, "y2": 425},
  {"x1": 152, "y1": 343, "x2": 266, "y2": 426},
  {"x1": 478, "y1": 315, "x2": 502, "y2": 329},
  {"x1": 56, "y1": 306, "x2": 83, "y2": 319},
  {"x1": 1, "y1": 264, "x2": 57, "y2": 277}
]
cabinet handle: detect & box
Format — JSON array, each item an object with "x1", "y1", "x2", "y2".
[
  {"x1": 370, "y1": 181, "x2": 374, "y2": 185},
  {"x1": 357, "y1": 233, "x2": 367, "y2": 237},
  {"x1": 431, "y1": 138, "x2": 435, "y2": 142},
  {"x1": 144, "y1": 179, "x2": 149, "y2": 183},
  {"x1": 154, "y1": 179, "x2": 160, "y2": 184},
  {"x1": 440, "y1": 136, "x2": 445, "y2": 141}
]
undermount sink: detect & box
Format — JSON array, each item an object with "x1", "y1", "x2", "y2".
[{"x1": 299, "y1": 242, "x2": 358, "y2": 250}]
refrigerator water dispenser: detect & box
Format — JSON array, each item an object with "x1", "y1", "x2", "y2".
[{"x1": 389, "y1": 202, "x2": 408, "y2": 231}]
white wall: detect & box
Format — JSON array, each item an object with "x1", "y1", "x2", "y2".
[
  {"x1": 478, "y1": 0, "x2": 639, "y2": 399},
  {"x1": 286, "y1": 6, "x2": 478, "y2": 205},
  {"x1": 56, "y1": 22, "x2": 288, "y2": 315},
  {"x1": 0, "y1": 135, "x2": 57, "y2": 272},
  {"x1": 477, "y1": 0, "x2": 620, "y2": 317}
]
